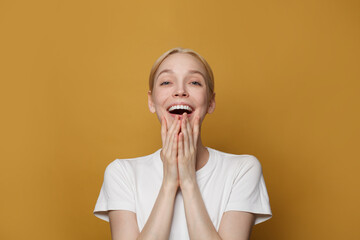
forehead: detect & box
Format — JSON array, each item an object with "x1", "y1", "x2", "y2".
[{"x1": 155, "y1": 53, "x2": 207, "y2": 78}]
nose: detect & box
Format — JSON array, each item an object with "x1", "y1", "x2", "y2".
[{"x1": 173, "y1": 85, "x2": 189, "y2": 97}]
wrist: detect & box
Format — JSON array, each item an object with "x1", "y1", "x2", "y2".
[
  {"x1": 180, "y1": 178, "x2": 198, "y2": 192},
  {"x1": 161, "y1": 181, "x2": 179, "y2": 194}
]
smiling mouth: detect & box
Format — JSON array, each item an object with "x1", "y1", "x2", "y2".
[
  {"x1": 169, "y1": 109, "x2": 192, "y2": 115},
  {"x1": 167, "y1": 105, "x2": 193, "y2": 115}
]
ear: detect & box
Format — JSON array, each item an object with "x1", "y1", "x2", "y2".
[
  {"x1": 148, "y1": 90, "x2": 156, "y2": 113},
  {"x1": 207, "y1": 92, "x2": 216, "y2": 114}
]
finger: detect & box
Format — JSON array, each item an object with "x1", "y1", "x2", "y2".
[
  {"x1": 186, "y1": 116, "x2": 194, "y2": 149},
  {"x1": 161, "y1": 116, "x2": 167, "y2": 146},
  {"x1": 170, "y1": 119, "x2": 181, "y2": 160},
  {"x1": 165, "y1": 115, "x2": 179, "y2": 150},
  {"x1": 193, "y1": 116, "x2": 200, "y2": 146},
  {"x1": 182, "y1": 113, "x2": 190, "y2": 154},
  {"x1": 167, "y1": 118, "x2": 180, "y2": 151},
  {"x1": 178, "y1": 132, "x2": 184, "y2": 160}
]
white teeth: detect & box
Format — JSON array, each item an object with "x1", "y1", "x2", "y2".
[{"x1": 168, "y1": 105, "x2": 193, "y2": 112}]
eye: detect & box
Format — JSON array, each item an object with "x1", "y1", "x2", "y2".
[
  {"x1": 160, "y1": 81, "x2": 171, "y2": 86},
  {"x1": 190, "y1": 81, "x2": 202, "y2": 86}
]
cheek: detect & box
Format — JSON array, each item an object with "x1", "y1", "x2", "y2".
[
  {"x1": 164, "y1": 115, "x2": 176, "y2": 129},
  {"x1": 152, "y1": 89, "x2": 171, "y2": 105},
  {"x1": 197, "y1": 89, "x2": 209, "y2": 104}
]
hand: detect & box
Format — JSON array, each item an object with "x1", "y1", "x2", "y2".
[
  {"x1": 177, "y1": 112, "x2": 200, "y2": 189},
  {"x1": 160, "y1": 115, "x2": 181, "y2": 190}
]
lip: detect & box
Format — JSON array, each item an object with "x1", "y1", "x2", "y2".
[
  {"x1": 168, "y1": 112, "x2": 193, "y2": 120},
  {"x1": 166, "y1": 102, "x2": 194, "y2": 119},
  {"x1": 166, "y1": 102, "x2": 195, "y2": 112}
]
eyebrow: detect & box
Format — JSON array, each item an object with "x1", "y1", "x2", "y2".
[{"x1": 156, "y1": 69, "x2": 206, "y2": 80}]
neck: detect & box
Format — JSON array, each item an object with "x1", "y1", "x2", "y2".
[
  {"x1": 196, "y1": 136, "x2": 206, "y2": 154},
  {"x1": 195, "y1": 134, "x2": 209, "y2": 171}
]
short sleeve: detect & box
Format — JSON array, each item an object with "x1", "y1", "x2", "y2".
[
  {"x1": 224, "y1": 155, "x2": 272, "y2": 225},
  {"x1": 93, "y1": 160, "x2": 135, "y2": 222}
]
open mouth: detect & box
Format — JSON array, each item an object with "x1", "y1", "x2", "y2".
[{"x1": 167, "y1": 105, "x2": 193, "y2": 115}]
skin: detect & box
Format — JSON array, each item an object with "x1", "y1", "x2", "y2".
[{"x1": 109, "y1": 53, "x2": 255, "y2": 240}]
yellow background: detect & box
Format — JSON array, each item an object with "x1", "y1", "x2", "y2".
[{"x1": 1, "y1": 0, "x2": 359, "y2": 239}]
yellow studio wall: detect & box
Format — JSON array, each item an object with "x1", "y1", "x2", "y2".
[{"x1": 0, "y1": 0, "x2": 359, "y2": 239}]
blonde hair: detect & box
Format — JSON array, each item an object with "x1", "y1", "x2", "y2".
[{"x1": 149, "y1": 47, "x2": 214, "y2": 97}]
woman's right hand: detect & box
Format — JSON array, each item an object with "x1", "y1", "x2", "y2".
[{"x1": 160, "y1": 115, "x2": 181, "y2": 190}]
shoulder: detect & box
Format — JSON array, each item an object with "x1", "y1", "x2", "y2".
[
  {"x1": 211, "y1": 148, "x2": 261, "y2": 166},
  {"x1": 210, "y1": 149, "x2": 264, "y2": 185},
  {"x1": 209, "y1": 148, "x2": 262, "y2": 173},
  {"x1": 104, "y1": 149, "x2": 160, "y2": 175}
]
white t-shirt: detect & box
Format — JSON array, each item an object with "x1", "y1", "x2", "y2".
[{"x1": 93, "y1": 147, "x2": 272, "y2": 238}]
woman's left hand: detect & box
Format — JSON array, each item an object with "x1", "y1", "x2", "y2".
[{"x1": 177, "y1": 112, "x2": 200, "y2": 189}]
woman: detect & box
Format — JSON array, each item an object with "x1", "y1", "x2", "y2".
[{"x1": 93, "y1": 47, "x2": 272, "y2": 240}]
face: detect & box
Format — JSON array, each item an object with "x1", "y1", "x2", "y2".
[{"x1": 148, "y1": 53, "x2": 215, "y2": 128}]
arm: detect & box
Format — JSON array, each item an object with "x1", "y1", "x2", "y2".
[
  {"x1": 109, "y1": 183, "x2": 178, "y2": 240},
  {"x1": 109, "y1": 210, "x2": 139, "y2": 240},
  {"x1": 218, "y1": 211, "x2": 255, "y2": 240},
  {"x1": 181, "y1": 183, "x2": 255, "y2": 240},
  {"x1": 109, "y1": 116, "x2": 181, "y2": 240},
  {"x1": 136, "y1": 183, "x2": 178, "y2": 240},
  {"x1": 178, "y1": 114, "x2": 255, "y2": 240},
  {"x1": 109, "y1": 184, "x2": 177, "y2": 240},
  {"x1": 181, "y1": 183, "x2": 218, "y2": 239}
]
